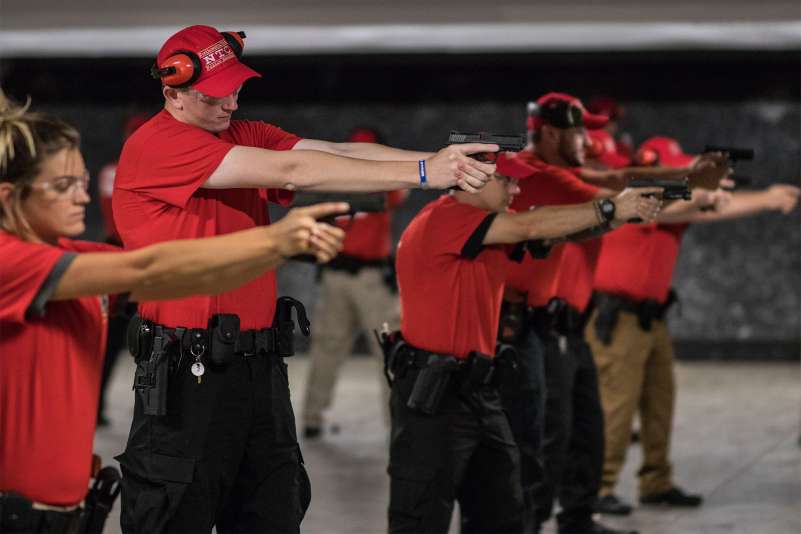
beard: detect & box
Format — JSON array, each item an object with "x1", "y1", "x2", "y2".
[{"x1": 559, "y1": 137, "x2": 584, "y2": 167}]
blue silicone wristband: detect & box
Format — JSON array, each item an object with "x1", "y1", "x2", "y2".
[{"x1": 418, "y1": 160, "x2": 428, "y2": 189}]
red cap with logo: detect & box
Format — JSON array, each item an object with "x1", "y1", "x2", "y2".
[
  {"x1": 496, "y1": 153, "x2": 535, "y2": 180},
  {"x1": 527, "y1": 92, "x2": 608, "y2": 132},
  {"x1": 588, "y1": 129, "x2": 630, "y2": 169},
  {"x1": 635, "y1": 136, "x2": 695, "y2": 168},
  {"x1": 156, "y1": 25, "x2": 261, "y2": 98}
]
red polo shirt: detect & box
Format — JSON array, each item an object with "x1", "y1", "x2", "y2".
[
  {"x1": 338, "y1": 191, "x2": 405, "y2": 260},
  {"x1": 594, "y1": 223, "x2": 688, "y2": 304},
  {"x1": 397, "y1": 195, "x2": 508, "y2": 359},
  {"x1": 505, "y1": 152, "x2": 601, "y2": 312},
  {"x1": 112, "y1": 110, "x2": 300, "y2": 330},
  {"x1": 0, "y1": 232, "x2": 118, "y2": 505}
]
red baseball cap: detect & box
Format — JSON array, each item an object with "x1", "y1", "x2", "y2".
[
  {"x1": 496, "y1": 153, "x2": 535, "y2": 180},
  {"x1": 527, "y1": 92, "x2": 608, "y2": 132},
  {"x1": 349, "y1": 128, "x2": 380, "y2": 143},
  {"x1": 156, "y1": 25, "x2": 261, "y2": 98},
  {"x1": 588, "y1": 129, "x2": 630, "y2": 169},
  {"x1": 636, "y1": 136, "x2": 696, "y2": 168},
  {"x1": 586, "y1": 96, "x2": 625, "y2": 121}
]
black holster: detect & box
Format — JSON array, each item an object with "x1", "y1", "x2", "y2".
[
  {"x1": 406, "y1": 355, "x2": 460, "y2": 416},
  {"x1": 132, "y1": 325, "x2": 169, "y2": 417},
  {"x1": 208, "y1": 313, "x2": 239, "y2": 366},
  {"x1": 272, "y1": 296, "x2": 311, "y2": 357},
  {"x1": 499, "y1": 299, "x2": 528, "y2": 344},
  {"x1": 376, "y1": 329, "x2": 407, "y2": 386},
  {"x1": 78, "y1": 466, "x2": 121, "y2": 534}
]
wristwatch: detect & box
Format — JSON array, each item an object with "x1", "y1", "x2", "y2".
[{"x1": 597, "y1": 198, "x2": 616, "y2": 223}]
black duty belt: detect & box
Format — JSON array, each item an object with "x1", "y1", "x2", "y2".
[
  {"x1": 161, "y1": 326, "x2": 281, "y2": 356},
  {"x1": 527, "y1": 298, "x2": 585, "y2": 337},
  {"x1": 594, "y1": 291, "x2": 675, "y2": 324},
  {"x1": 0, "y1": 492, "x2": 82, "y2": 534},
  {"x1": 325, "y1": 253, "x2": 387, "y2": 274}
]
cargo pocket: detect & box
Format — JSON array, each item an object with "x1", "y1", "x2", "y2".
[
  {"x1": 387, "y1": 463, "x2": 438, "y2": 531},
  {"x1": 116, "y1": 451, "x2": 195, "y2": 534}
]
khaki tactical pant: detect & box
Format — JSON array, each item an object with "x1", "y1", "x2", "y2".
[
  {"x1": 302, "y1": 268, "x2": 400, "y2": 429},
  {"x1": 585, "y1": 309, "x2": 676, "y2": 498}
]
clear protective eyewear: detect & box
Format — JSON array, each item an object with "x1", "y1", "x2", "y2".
[{"x1": 29, "y1": 171, "x2": 90, "y2": 198}]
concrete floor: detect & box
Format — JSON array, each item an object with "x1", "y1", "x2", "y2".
[{"x1": 95, "y1": 356, "x2": 801, "y2": 534}]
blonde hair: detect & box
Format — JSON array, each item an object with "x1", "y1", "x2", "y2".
[{"x1": 0, "y1": 90, "x2": 80, "y2": 239}]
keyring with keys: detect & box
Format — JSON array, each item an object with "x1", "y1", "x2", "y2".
[{"x1": 190, "y1": 343, "x2": 205, "y2": 384}]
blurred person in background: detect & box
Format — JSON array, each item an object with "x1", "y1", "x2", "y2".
[
  {"x1": 500, "y1": 92, "x2": 662, "y2": 534},
  {"x1": 585, "y1": 135, "x2": 800, "y2": 515},
  {"x1": 302, "y1": 128, "x2": 407, "y2": 439},
  {"x1": 95, "y1": 112, "x2": 149, "y2": 427},
  {"x1": 0, "y1": 91, "x2": 347, "y2": 534}
]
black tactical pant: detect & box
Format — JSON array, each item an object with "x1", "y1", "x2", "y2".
[
  {"x1": 388, "y1": 367, "x2": 524, "y2": 534},
  {"x1": 117, "y1": 349, "x2": 310, "y2": 534},
  {"x1": 534, "y1": 333, "x2": 604, "y2": 532},
  {"x1": 501, "y1": 329, "x2": 547, "y2": 533}
]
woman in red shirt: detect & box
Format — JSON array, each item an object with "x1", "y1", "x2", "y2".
[{"x1": 0, "y1": 93, "x2": 346, "y2": 532}]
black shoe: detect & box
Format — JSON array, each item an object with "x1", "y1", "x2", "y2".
[
  {"x1": 303, "y1": 426, "x2": 322, "y2": 439},
  {"x1": 595, "y1": 494, "x2": 633, "y2": 516},
  {"x1": 559, "y1": 519, "x2": 638, "y2": 534},
  {"x1": 640, "y1": 486, "x2": 703, "y2": 507}
]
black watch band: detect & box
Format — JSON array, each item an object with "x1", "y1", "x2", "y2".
[{"x1": 597, "y1": 198, "x2": 616, "y2": 223}]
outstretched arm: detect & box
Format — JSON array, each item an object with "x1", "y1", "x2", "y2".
[
  {"x1": 204, "y1": 143, "x2": 498, "y2": 193},
  {"x1": 294, "y1": 139, "x2": 433, "y2": 161},
  {"x1": 482, "y1": 187, "x2": 663, "y2": 245},
  {"x1": 51, "y1": 203, "x2": 348, "y2": 302}
]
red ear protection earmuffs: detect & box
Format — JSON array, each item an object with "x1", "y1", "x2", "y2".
[{"x1": 150, "y1": 31, "x2": 246, "y2": 88}]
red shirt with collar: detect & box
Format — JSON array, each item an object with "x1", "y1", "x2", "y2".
[
  {"x1": 594, "y1": 223, "x2": 688, "y2": 304},
  {"x1": 112, "y1": 110, "x2": 300, "y2": 330},
  {"x1": 396, "y1": 195, "x2": 509, "y2": 359},
  {"x1": 505, "y1": 152, "x2": 601, "y2": 312},
  {"x1": 0, "y1": 233, "x2": 118, "y2": 505}
]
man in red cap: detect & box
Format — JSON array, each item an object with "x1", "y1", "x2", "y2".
[
  {"x1": 586, "y1": 135, "x2": 800, "y2": 515},
  {"x1": 302, "y1": 127, "x2": 407, "y2": 439},
  {"x1": 387, "y1": 154, "x2": 659, "y2": 534},
  {"x1": 502, "y1": 92, "x2": 660, "y2": 534},
  {"x1": 112, "y1": 25, "x2": 499, "y2": 534}
]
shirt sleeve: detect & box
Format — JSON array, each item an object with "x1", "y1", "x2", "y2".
[
  {"x1": 425, "y1": 200, "x2": 497, "y2": 259},
  {"x1": 0, "y1": 237, "x2": 70, "y2": 323},
  {"x1": 227, "y1": 120, "x2": 302, "y2": 206},
  {"x1": 118, "y1": 122, "x2": 235, "y2": 208}
]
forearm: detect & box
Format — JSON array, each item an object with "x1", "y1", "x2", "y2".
[
  {"x1": 690, "y1": 191, "x2": 776, "y2": 222},
  {"x1": 622, "y1": 166, "x2": 690, "y2": 180},
  {"x1": 328, "y1": 142, "x2": 433, "y2": 162},
  {"x1": 210, "y1": 146, "x2": 419, "y2": 191},
  {"x1": 655, "y1": 199, "x2": 705, "y2": 223},
  {"x1": 489, "y1": 203, "x2": 601, "y2": 244},
  {"x1": 53, "y1": 227, "x2": 285, "y2": 301}
]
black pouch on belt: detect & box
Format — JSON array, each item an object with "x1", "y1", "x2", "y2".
[
  {"x1": 273, "y1": 297, "x2": 311, "y2": 357},
  {"x1": 126, "y1": 313, "x2": 153, "y2": 361},
  {"x1": 407, "y1": 355, "x2": 459, "y2": 416},
  {"x1": 462, "y1": 351, "x2": 495, "y2": 393},
  {"x1": 209, "y1": 313, "x2": 240, "y2": 365}
]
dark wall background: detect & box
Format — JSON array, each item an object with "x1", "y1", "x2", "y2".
[{"x1": 2, "y1": 51, "x2": 799, "y2": 357}]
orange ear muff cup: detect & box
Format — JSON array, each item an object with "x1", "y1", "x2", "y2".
[
  {"x1": 222, "y1": 31, "x2": 246, "y2": 58},
  {"x1": 158, "y1": 52, "x2": 203, "y2": 88},
  {"x1": 635, "y1": 148, "x2": 659, "y2": 166}
]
